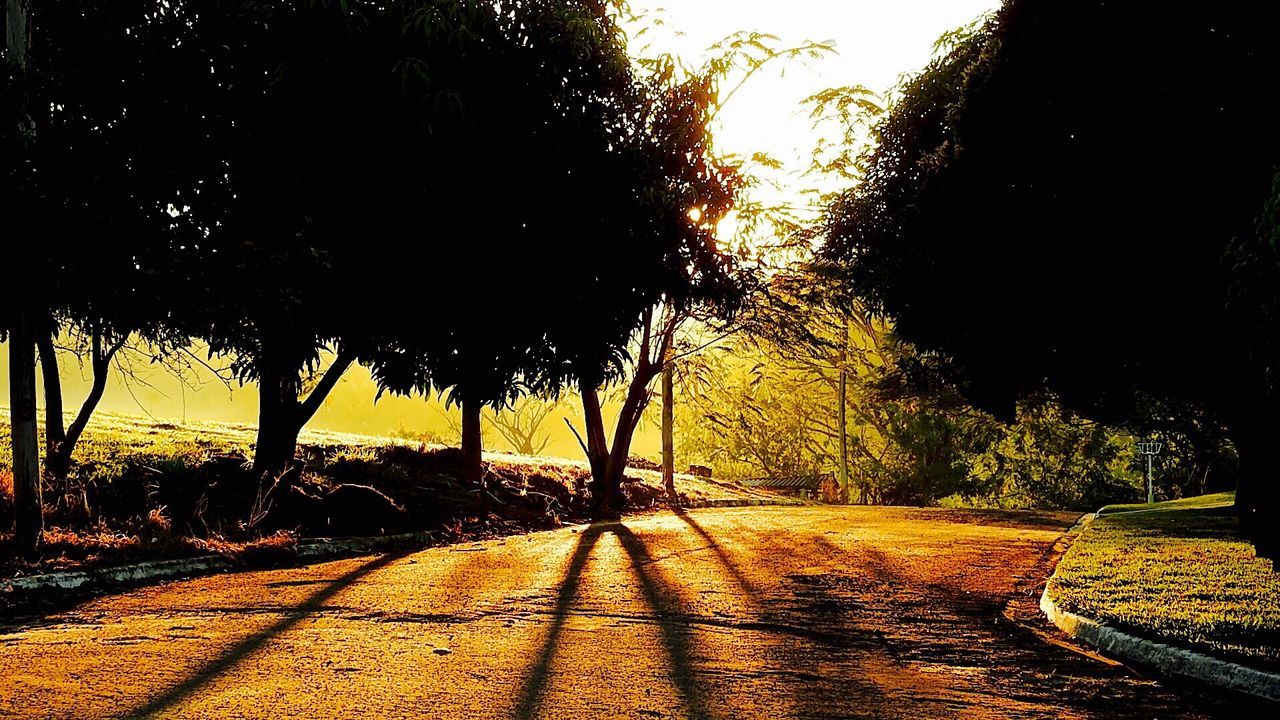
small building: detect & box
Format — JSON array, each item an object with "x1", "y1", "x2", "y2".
[{"x1": 740, "y1": 474, "x2": 839, "y2": 501}]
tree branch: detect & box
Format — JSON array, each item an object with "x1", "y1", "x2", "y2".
[{"x1": 296, "y1": 346, "x2": 357, "y2": 426}]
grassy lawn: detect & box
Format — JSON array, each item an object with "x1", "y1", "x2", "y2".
[{"x1": 1048, "y1": 491, "x2": 1280, "y2": 669}]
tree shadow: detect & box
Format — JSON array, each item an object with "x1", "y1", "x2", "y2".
[
  {"x1": 611, "y1": 523, "x2": 711, "y2": 719},
  {"x1": 119, "y1": 550, "x2": 411, "y2": 719},
  {"x1": 513, "y1": 521, "x2": 711, "y2": 720},
  {"x1": 511, "y1": 523, "x2": 607, "y2": 720},
  {"x1": 670, "y1": 507, "x2": 762, "y2": 605}
]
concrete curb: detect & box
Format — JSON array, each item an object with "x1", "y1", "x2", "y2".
[
  {"x1": 1040, "y1": 515, "x2": 1280, "y2": 703},
  {"x1": 1, "y1": 530, "x2": 436, "y2": 600},
  {"x1": 683, "y1": 498, "x2": 804, "y2": 509}
]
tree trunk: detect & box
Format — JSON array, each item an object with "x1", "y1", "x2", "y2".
[
  {"x1": 837, "y1": 320, "x2": 851, "y2": 504},
  {"x1": 601, "y1": 372, "x2": 655, "y2": 515},
  {"x1": 578, "y1": 364, "x2": 659, "y2": 516},
  {"x1": 10, "y1": 309, "x2": 43, "y2": 557},
  {"x1": 460, "y1": 395, "x2": 483, "y2": 485},
  {"x1": 662, "y1": 362, "x2": 675, "y2": 501},
  {"x1": 250, "y1": 347, "x2": 355, "y2": 480},
  {"x1": 1233, "y1": 409, "x2": 1280, "y2": 564},
  {"x1": 579, "y1": 384, "x2": 609, "y2": 487},
  {"x1": 252, "y1": 363, "x2": 302, "y2": 479},
  {"x1": 36, "y1": 331, "x2": 65, "y2": 458},
  {"x1": 47, "y1": 334, "x2": 115, "y2": 481},
  {"x1": 5, "y1": 0, "x2": 30, "y2": 68}
]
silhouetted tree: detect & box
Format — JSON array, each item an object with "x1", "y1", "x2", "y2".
[
  {"x1": 364, "y1": 0, "x2": 649, "y2": 486},
  {"x1": 553, "y1": 46, "x2": 760, "y2": 514},
  {"x1": 3, "y1": 0, "x2": 195, "y2": 552},
  {"x1": 823, "y1": 2, "x2": 1280, "y2": 554},
  {"x1": 488, "y1": 397, "x2": 561, "y2": 457},
  {"x1": 154, "y1": 1, "x2": 465, "y2": 479}
]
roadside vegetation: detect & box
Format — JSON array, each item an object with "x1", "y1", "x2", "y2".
[
  {"x1": 0, "y1": 411, "x2": 776, "y2": 578},
  {"x1": 1049, "y1": 493, "x2": 1280, "y2": 668}
]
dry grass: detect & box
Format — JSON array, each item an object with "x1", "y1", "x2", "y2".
[
  {"x1": 1049, "y1": 492, "x2": 1280, "y2": 668},
  {"x1": 0, "y1": 526, "x2": 298, "y2": 577}
]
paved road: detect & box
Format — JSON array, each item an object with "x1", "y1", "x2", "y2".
[{"x1": 0, "y1": 506, "x2": 1265, "y2": 719}]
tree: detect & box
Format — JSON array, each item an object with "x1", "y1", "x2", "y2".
[
  {"x1": 969, "y1": 396, "x2": 1139, "y2": 510},
  {"x1": 563, "y1": 29, "x2": 845, "y2": 513},
  {"x1": 5, "y1": 0, "x2": 188, "y2": 552},
  {"x1": 488, "y1": 396, "x2": 561, "y2": 457},
  {"x1": 365, "y1": 0, "x2": 651, "y2": 486},
  {"x1": 154, "y1": 0, "x2": 479, "y2": 480},
  {"x1": 823, "y1": 2, "x2": 1280, "y2": 554}
]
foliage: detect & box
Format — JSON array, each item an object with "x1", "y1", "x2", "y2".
[
  {"x1": 969, "y1": 398, "x2": 1141, "y2": 511},
  {"x1": 676, "y1": 346, "x2": 835, "y2": 482},
  {"x1": 824, "y1": 2, "x2": 1280, "y2": 419},
  {"x1": 1, "y1": 0, "x2": 186, "y2": 343},
  {"x1": 366, "y1": 0, "x2": 657, "y2": 410},
  {"x1": 821, "y1": 1, "x2": 1280, "y2": 548}
]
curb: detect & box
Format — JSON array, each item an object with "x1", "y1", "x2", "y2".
[
  {"x1": 1, "y1": 530, "x2": 436, "y2": 601},
  {"x1": 1040, "y1": 514, "x2": 1280, "y2": 703},
  {"x1": 683, "y1": 498, "x2": 804, "y2": 509}
]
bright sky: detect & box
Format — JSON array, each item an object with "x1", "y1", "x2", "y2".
[{"x1": 624, "y1": 0, "x2": 999, "y2": 216}]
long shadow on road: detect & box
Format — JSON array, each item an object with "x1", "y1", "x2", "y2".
[
  {"x1": 512, "y1": 521, "x2": 711, "y2": 720},
  {"x1": 670, "y1": 507, "x2": 762, "y2": 605},
  {"x1": 511, "y1": 524, "x2": 607, "y2": 720},
  {"x1": 612, "y1": 523, "x2": 711, "y2": 719},
  {"x1": 120, "y1": 550, "x2": 412, "y2": 720}
]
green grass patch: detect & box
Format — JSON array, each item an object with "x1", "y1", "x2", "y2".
[
  {"x1": 1049, "y1": 491, "x2": 1280, "y2": 668},
  {"x1": 1098, "y1": 492, "x2": 1236, "y2": 515}
]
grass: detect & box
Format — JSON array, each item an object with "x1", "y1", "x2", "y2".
[
  {"x1": 0, "y1": 409, "x2": 786, "y2": 578},
  {"x1": 0, "y1": 409, "x2": 783, "y2": 505},
  {"x1": 1048, "y1": 491, "x2": 1280, "y2": 668},
  {"x1": 1097, "y1": 492, "x2": 1236, "y2": 515}
]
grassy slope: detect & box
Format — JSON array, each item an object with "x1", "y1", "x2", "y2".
[
  {"x1": 0, "y1": 410, "x2": 788, "y2": 578},
  {"x1": 1049, "y1": 492, "x2": 1280, "y2": 668},
  {"x1": 0, "y1": 409, "x2": 785, "y2": 504}
]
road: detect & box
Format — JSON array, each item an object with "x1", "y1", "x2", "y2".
[{"x1": 0, "y1": 506, "x2": 1264, "y2": 719}]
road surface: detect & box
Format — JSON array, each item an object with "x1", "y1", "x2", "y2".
[{"x1": 0, "y1": 506, "x2": 1265, "y2": 718}]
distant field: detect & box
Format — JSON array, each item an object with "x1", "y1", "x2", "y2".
[{"x1": 1049, "y1": 492, "x2": 1280, "y2": 668}]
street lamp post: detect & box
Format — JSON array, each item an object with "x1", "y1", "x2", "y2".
[{"x1": 1135, "y1": 440, "x2": 1163, "y2": 505}]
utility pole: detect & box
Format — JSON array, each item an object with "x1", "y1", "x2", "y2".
[{"x1": 1136, "y1": 440, "x2": 1163, "y2": 505}]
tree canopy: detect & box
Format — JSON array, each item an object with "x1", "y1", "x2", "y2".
[{"x1": 823, "y1": 0, "x2": 1280, "y2": 551}]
